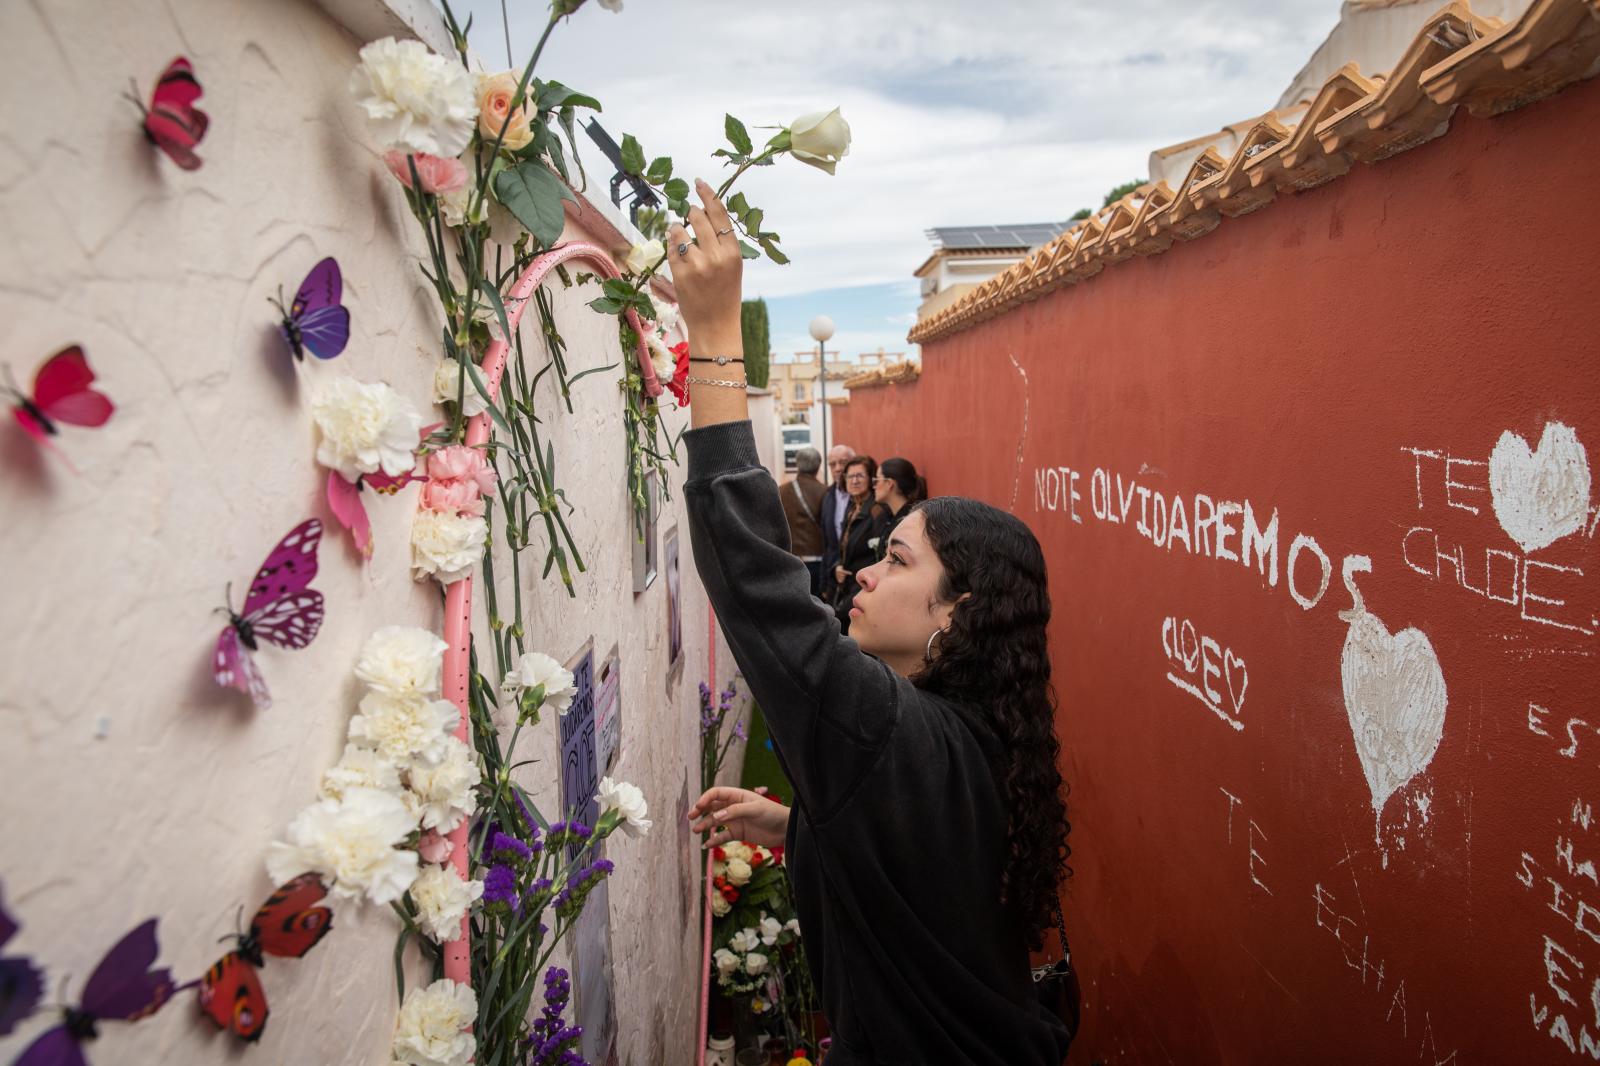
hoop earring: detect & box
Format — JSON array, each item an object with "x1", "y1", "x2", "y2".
[{"x1": 925, "y1": 628, "x2": 945, "y2": 663}]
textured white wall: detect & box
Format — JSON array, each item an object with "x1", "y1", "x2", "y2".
[{"x1": 0, "y1": 0, "x2": 742, "y2": 1063}]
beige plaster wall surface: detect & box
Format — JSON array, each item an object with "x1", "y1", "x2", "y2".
[{"x1": 0, "y1": 1, "x2": 742, "y2": 1063}]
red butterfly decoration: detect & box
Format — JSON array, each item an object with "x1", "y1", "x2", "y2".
[
  {"x1": 6, "y1": 346, "x2": 114, "y2": 470},
  {"x1": 129, "y1": 57, "x2": 208, "y2": 170},
  {"x1": 197, "y1": 874, "x2": 333, "y2": 1043}
]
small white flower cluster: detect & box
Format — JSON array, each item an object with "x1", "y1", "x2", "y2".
[
  {"x1": 712, "y1": 909, "x2": 800, "y2": 1010},
  {"x1": 498, "y1": 651, "x2": 577, "y2": 722},
  {"x1": 268, "y1": 627, "x2": 482, "y2": 944}
]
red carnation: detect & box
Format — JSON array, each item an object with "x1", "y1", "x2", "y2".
[
  {"x1": 711, "y1": 846, "x2": 726, "y2": 862},
  {"x1": 667, "y1": 341, "x2": 690, "y2": 407}
]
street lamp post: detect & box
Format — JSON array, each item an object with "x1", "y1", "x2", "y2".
[{"x1": 809, "y1": 314, "x2": 835, "y2": 457}]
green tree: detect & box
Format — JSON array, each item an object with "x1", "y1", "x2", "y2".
[
  {"x1": 741, "y1": 298, "x2": 771, "y2": 388},
  {"x1": 1069, "y1": 207, "x2": 1091, "y2": 221},
  {"x1": 1101, "y1": 178, "x2": 1146, "y2": 207}
]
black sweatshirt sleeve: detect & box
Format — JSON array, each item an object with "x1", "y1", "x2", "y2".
[{"x1": 684, "y1": 420, "x2": 900, "y2": 820}]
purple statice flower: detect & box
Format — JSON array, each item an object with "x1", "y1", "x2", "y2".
[
  {"x1": 483, "y1": 863, "x2": 520, "y2": 916},
  {"x1": 490, "y1": 830, "x2": 532, "y2": 865},
  {"x1": 554, "y1": 859, "x2": 614, "y2": 920},
  {"x1": 526, "y1": 966, "x2": 588, "y2": 1066},
  {"x1": 732, "y1": 718, "x2": 747, "y2": 741}
]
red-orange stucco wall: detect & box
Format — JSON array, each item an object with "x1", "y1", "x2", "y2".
[{"x1": 835, "y1": 76, "x2": 1600, "y2": 1064}]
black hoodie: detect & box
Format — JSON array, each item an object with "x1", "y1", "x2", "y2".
[{"x1": 685, "y1": 420, "x2": 1071, "y2": 1066}]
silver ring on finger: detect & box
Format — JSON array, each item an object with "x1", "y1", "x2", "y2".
[
  {"x1": 676, "y1": 242, "x2": 690, "y2": 258},
  {"x1": 715, "y1": 227, "x2": 734, "y2": 236}
]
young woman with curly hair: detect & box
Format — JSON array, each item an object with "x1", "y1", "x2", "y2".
[{"x1": 673, "y1": 180, "x2": 1072, "y2": 1065}]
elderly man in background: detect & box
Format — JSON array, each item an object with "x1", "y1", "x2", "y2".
[
  {"x1": 817, "y1": 443, "x2": 854, "y2": 604},
  {"x1": 780, "y1": 446, "x2": 829, "y2": 596}
]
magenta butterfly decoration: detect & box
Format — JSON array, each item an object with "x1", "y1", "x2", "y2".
[
  {"x1": 12, "y1": 919, "x2": 175, "y2": 1066},
  {"x1": 270, "y1": 258, "x2": 350, "y2": 361},
  {"x1": 213, "y1": 519, "x2": 326, "y2": 709},
  {"x1": 1, "y1": 882, "x2": 44, "y2": 1038},
  {"x1": 327, "y1": 468, "x2": 417, "y2": 559}
]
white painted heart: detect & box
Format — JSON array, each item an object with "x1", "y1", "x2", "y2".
[
  {"x1": 1223, "y1": 648, "x2": 1248, "y2": 718},
  {"x1": 1488, "y1": 421, "x2": 1591, "y2": 553},
  {"x1": 1340, "y1": 607, "x2": 1448, "y2": 824}
]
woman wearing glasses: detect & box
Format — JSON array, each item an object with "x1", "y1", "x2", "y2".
[{"x1": 833, "y1": 455, "x2": 884, "y2": 633}]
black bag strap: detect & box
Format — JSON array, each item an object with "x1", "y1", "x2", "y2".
[{"x1": 1051, "y1": 897, "x2": 1070, "y2": 964}]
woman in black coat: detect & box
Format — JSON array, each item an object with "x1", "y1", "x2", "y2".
[{"x1": 832, "y1": 455, "x2": 886, "y2": 633}]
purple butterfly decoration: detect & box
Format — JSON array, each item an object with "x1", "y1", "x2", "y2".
[
  {"x1": 271, "y1": 257, "x2": 349, "y2": 361},
  {"x1": 213, "y1": 519, "x2": 326, "y2": 710},
  {"x1": 1, "y1": 883, "x2": 45, "y2": 1037},
  {"x1": 13, "y1": 920, "x2": 175, "y2": 1066}
]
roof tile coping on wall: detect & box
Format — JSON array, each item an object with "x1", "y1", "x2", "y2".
[
  {"x1": 842, "y1": 360, "x2": 923, "y2": 392},
  {"x1": 908, "y1": 0, "x2": 1600, "y2": 346}
]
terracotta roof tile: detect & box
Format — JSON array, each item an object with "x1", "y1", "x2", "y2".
[
  {"x1": 909, "y1": 0, "x2": 1598, "y2": 347},
  {"x1": 843, "y1": 358, "x2": 922, "y2": 391}
]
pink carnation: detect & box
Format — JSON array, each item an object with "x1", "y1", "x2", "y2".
[
  {"x1": 417, "y1": 828, "x2": 454, "y2": 864},
  {"x1": 428, "y1": 446, "x2": 497, "y2": 493},
  {"x1": 421, "y1": 478, "x2": 485, "y2": 517},
  {"x1": 384, "y1": 150, "x2": 469, "y2": 196}
]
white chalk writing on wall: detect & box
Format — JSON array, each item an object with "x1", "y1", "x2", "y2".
[
  {"x1": 1220, "y1": 788, "x2": 1272, "y2": 896},
  {"x1": 1517, "y1": 797, "x2": 1600, "y2": 1057},
  {"x1": 1529, "y1": 702, "x2": 1599, "y2": 768},
  {"x1": 1163, "y1": 614, "x2": 1247, "y2": 732}
]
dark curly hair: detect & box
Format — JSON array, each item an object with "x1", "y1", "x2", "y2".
[{"x1": 910, "y1": 496, "x2": 1070, "y2": 949}]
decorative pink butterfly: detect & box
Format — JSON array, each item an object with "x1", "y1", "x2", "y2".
[
  {"x1": 128, "y1": 57, "x2": 208, "y2": 170},
  {"x1": 326, "y1": 468, "x2": 418, "y2": 558},
  {"x1": 213, "y1": 520, "x2": 325, "y2": 709},
  {"x1": 6, "y1": 346, "x2": 114, "y2": 471}
]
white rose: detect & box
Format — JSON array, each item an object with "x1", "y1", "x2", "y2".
[
  {"x1": 744, "y1": 951, "x2": 769, "y2": 976},
  {"x1": 710, "y1": 894, "x2": 731, "y2": 918},
  {"x1": 759, "y1": 915, "x2": 783, "y2": 946},
  {"x1": 266, "y1": 787, "x2": 419, "y2": 905},
  {"x1": 411, "y1": 509, "x2": 487, "y2": 586},
  {"x1": 409, "y1": 864, "x2": 483, "y2": 943},
  {"x1": 784, "y1": 917, "x2": 801, "y2": 935},
  {"x1": 596, "y1": 0, "x2": 624, "y2": 10},
  {"x1": 391, "y1": 978, "x2": 477, "y2": 1066},
  {"x1": 725, "y1": 858, "x2": 752, "y2": 887},
  {"x1": 350, "y1": 38, "x2": 477, "y2": 158},
  {"x1": 356, "y1": 626, "x2": 448, "y2": 699},
  {"x1": 348, "y1": 690, "x2": 459, "y2": 767},
  {"x1": 787, "y1": 108, "x2": 851, "y2": 176},
  {"x1": 596, "y1": 776, "x2": 652, "y2": 839},
  {"x1": 713, "y1": 947, "x2": 741, "y2": 979},
  {"x1": 499, "y1": 651, "x2": 576, "y2": 716},
  {"x1": 432, "y1": 358, "x2": 490, "y2": 417},
  {"x1": 724, "y1": 841, "x2": 753, "y2": 864},
  {"x1": 729, "y1": 927, "x2": 759, "y2": 953},
  {"x1": 320, "y1": 743, "x2": 403, "y2": 803},
  {"x1": 620, "y1": 239, "x2": 664, "y2": 275},
  {"x1": 645, "y1": 332, "x2": 674, "y2": 383},
  {"x1": 407, "y1": 736, "x2": 481, "y2": 832},
  {"x1": 312, "y1": 376, "x2": 424, "y2": 482}
]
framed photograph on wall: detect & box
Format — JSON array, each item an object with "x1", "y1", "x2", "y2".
[
  {"x1": 664, "y1": 523, "x2": 683, "y2": 691},
  {"x1": 630, "y1": 470, "x2": 659, "y2": 595}
]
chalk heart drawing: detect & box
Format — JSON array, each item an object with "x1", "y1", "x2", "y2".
[
  {"x1": 1488, "y1": 421, "x2": 1591, "y2": 553},
  {"x1": 1224, "y1": 648, "x2": 1248, "y2": 717},
  {"x1": 1338, "y1": 557, "x2": 1448, "y2": 840}
]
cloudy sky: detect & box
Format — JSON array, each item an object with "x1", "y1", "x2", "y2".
[{"x1": 454, "y1": 0, "x2": 1344, "y2": 359}]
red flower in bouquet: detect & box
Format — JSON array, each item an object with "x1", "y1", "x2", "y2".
[{"x1": 667, "y1": 341, "x2": 691, "y2": 407}]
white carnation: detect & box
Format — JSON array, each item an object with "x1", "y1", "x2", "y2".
[
  {"x1": 266, "y1": 787, "x2": 419, "y2": 905},
  {"x1": 407, "y1": 736, "x2": 481, "y2": 832},
  {"x1": 348, "y1": 690, "x2": 459, "y2": 766},
  {"x1": 437, "y1": 182, "x2": 483, "y2": 229},
  {"x1": 729, "y1": 927, "x2": 759, "y2": 953},
  {"x1": 391, "y1": 978, "x2": 477, "y2": 1066},
  {"x1": 596, "y1": 776, "x2": 651, "y2": 839},
  {"x1": 350, "y1": 38, "x2": 477, "y2": 157},
  {"x1": 759, "y1": 915, "x2": 783, "y2": 946},
  {"x1": 725, "y1": 857, "x2": 752, "y2": 887},
  {"x1": 312, "y1": 375, "x2": 424, "y2": 482},
  {"x1": 409, "y1": 864, "x2": 483, "y2": 943},
  {"x1": 320, "y1": 743, "x2": 403, "y2": 802},
  {"x1": 499, "y1": 651, "x2": 576, "y2": 716},
  {"x1": 744, "y1": 951, "x2": 768, "y2": 976},
  {"x1": 432, "y1": 358, "x2": 489, "y2": 417},
  {"x1": 411, "y1": 509, "x2": 487, "y2": 586},
  {"x1": 356, "y1": 626, "x2": 448, "y2": 699},
  {"x1": 645, "y1": 332, "x2": 674, "y2": 383}
]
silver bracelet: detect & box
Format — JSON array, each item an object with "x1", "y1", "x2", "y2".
[{"x1": 686, "y1": 376, "x2": 748, "y2": 390}]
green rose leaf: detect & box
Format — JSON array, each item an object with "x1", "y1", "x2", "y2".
[
  {"x1": 589, "y1": 295, "x2": 624, "y2": 314},
  {"x1": 727, "y1": 192, "x2": 749, "y2": 217},
  {"x1": 737, "y1": 240, "x2": 761, "y2": 260},
  {"x1": 536, "y1": 79, "x2": 601, "y2": 113},
  {"x1": 663, "y1": 177, "x2": 690, "y2": 204},
  {"x1": 494, "y1": 162, "x2": 574, "y2": 250},
  {"x1": 759, "y1": 236, "x2": 789, "y2": 265},
  {"x1": 646, "y1": 156, "x2": 672, "y2": 185},
  {"x1": 743, "y1": 207, "x2": 764, "y2": 232},
  {"x1": 620, "y1": 133, "x2": 646, "y2": 176},
  {"x1": 725, "y1": 114, "x2": 753, "y2": 155}
]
